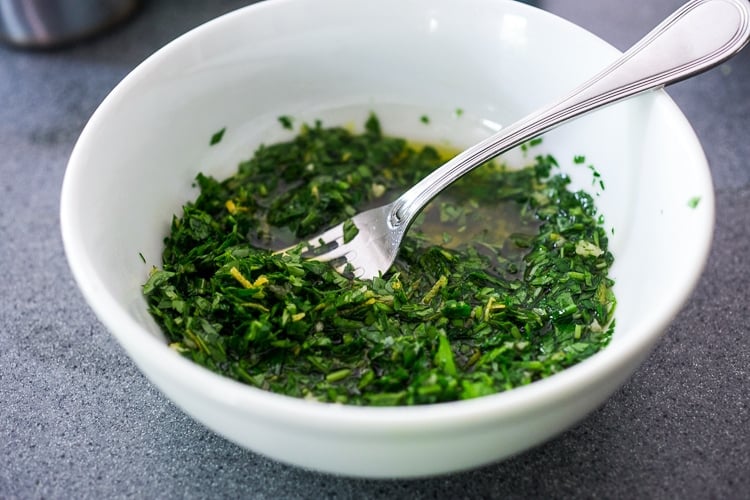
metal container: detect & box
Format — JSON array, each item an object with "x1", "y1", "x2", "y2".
[{"x1": 0, "y1": 0, "x2": 140, "y2": 48}]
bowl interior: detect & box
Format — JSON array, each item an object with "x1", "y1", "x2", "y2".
[{"x1": 61, "y1": 0, "x2": 713, "y2": 476}]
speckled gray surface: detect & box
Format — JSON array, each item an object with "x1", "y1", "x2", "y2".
[{"x1": 1, "y1": 1, "x2": 748, "y2": 498}]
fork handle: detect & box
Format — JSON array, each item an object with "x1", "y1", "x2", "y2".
[{"x1": 390, "y1": 0, "x2": 750, "y2": 228}]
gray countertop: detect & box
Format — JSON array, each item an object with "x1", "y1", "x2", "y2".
[{"x1": 2, "y1": 1, "x2": 748, "y2": 498}]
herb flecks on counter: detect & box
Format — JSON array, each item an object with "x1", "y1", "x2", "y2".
[{"x1": 144, "y1": 114, "x2": 615, "y2": 406}]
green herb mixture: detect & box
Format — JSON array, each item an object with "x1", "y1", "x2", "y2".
[{"x1": 143, "y1": 114, "x2": 615, "y2": 406}]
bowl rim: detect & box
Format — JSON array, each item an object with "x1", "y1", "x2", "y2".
[{"x1": 60, "y1": 0, "x2": 715, "y2": 434}]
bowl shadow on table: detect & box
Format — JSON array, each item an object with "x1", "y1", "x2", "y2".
[{"x1": 168, "y1": 395, "x2": 636, "y2": 496}]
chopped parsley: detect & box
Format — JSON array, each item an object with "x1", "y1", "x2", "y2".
[
  {"x1": 342, "y1": 218, "x2": 360, "y2": 243},
  {"x1": 278, "y1": 115, "x2": 294, "y2": 130},
  {"x1": 209, "y1": 127, "x2": 226, "y2": 146},
  {"x1": 144, "y1": 114, "x2": 615, "y2": 406},
  {"x1": 521, "y1": 137, "x2": 543, "y2": 153}
]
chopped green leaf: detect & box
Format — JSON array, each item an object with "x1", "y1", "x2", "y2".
[
  {"x1": 209, "y1": 127, "x2": 226, "y2": 146},
  {"x1": 278, "y1": 115, "x2": 294, "y2": 130},
  {"x1": 342, "y1": 218, "x2": 360, "y2": 243},
  {"x1": 144, "y1": 114, "x2": 615, "y2": 406}
]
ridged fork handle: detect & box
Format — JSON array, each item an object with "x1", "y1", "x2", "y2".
[{"x1": 390, "y1": 0, "x2": 750, "y2": 228}]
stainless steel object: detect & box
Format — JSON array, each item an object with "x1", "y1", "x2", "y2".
[
  {"x1": 0, "y1": 0, "x2": 140, "y2": 48},
  {"x1": 291, "y1": 0, "x2": 750, "y2": 280}
]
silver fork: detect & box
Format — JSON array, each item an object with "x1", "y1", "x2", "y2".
[{"x1": 288, "y1": 0, "x2": 750, "y2": 279}]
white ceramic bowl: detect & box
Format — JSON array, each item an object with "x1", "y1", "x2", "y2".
[{"x1": 61, "y1": 0, "x2": 713, "y2": 478}]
